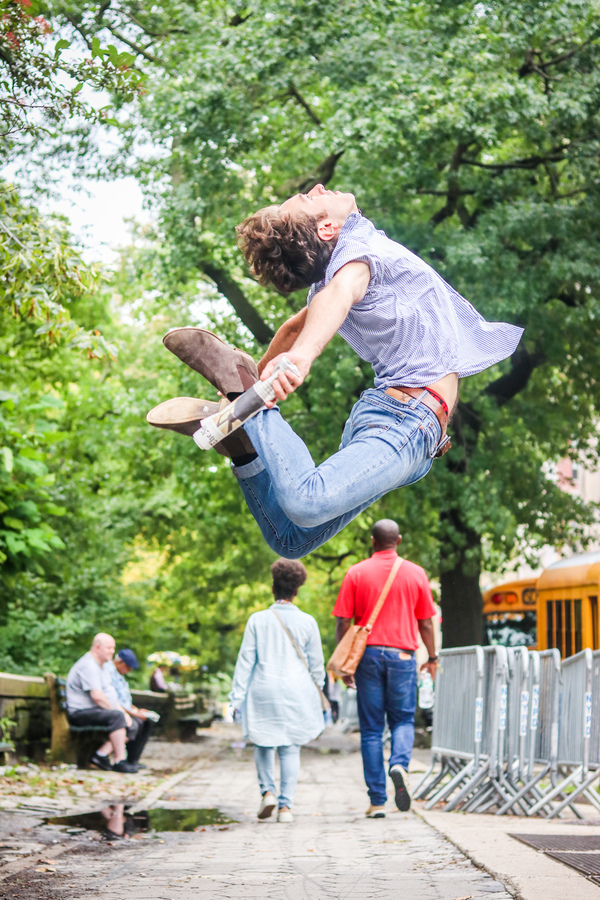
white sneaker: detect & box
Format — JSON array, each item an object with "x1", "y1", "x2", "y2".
[
  {"x1": 277, "y1": 807, "x2": 293, "y2": 823},
  {"x1": 257, "y1": 791, "x2": 276, "y2": 819}
]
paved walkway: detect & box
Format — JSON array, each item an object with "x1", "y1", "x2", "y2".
[{"x1": 1, "y1": 729, "x2": 514, "y2": 899}]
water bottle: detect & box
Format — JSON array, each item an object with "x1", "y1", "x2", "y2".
[
  {"x1": 193, "y1": 357, "x2": 301, "y2": 450},
  {"x1": 418, "y1": 672, "x2": 434, "y2": 710}
]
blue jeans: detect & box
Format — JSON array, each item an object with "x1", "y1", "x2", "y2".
[
  {"x1": 235, "y1": 389, "x2": 440, "y2": 558},
  {"x1": 354, "y1": 647, "x2": 418, "y2": 806},
  {"x1": 254, "y1": 744, "x2": 300, "y2": 809}
]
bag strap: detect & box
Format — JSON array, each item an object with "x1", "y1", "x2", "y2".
[
  {"x1": 272, "y1": 609, "x2": 330, "y2": 708},
  {"x1": 365, "y1": 557, "x2": 403, "y2": 630}
]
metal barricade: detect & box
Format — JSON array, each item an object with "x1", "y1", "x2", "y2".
[
  {"x1": 490, "y1": 647, "x2": 532, "y2": 814},
  {"x1": 457, "y1": 645, "x2": 509, "y2": 812},
  {"x1": 496, "y1": 649, "x2": 542, "y2": 815},
  {"x1": 528, "y1": 648, "x2": 597, "y2": 817},
  {"x1": 413, "y1": 647, "x2": 484, "y2": 806}
]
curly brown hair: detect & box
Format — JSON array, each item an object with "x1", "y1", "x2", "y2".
[
  {"x1": 236, "y1": 205, "x2": 334, "y2": 293},
  {"x1": 270, "y1": 558, "x2": 308, "y2": 600}
]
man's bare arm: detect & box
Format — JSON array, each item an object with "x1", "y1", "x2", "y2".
[
  {"x1": 257, "y1": 307, "x2": 307, "y2": 375},
  {"x1": 90, "y1": 689, "x2": 114, "y2": 709},
  {"x1": 335, "y1": 616, "x2": 356, "y2": 686},
  {"x1": 418, "y1": 617, "x2": 438, "y2": 680},
  {"x1": 260, "y1": 260, "x2": 371, "y2": 402},
  {"x1": 336, "y1": 616, "x2": 353, "y2": 644}
]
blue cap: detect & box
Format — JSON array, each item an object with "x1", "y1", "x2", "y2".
[{"x1": 116, "y1": 648, "x2": 139, "y2": 669}]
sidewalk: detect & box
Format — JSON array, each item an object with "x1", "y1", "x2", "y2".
[{"x1": 0, "y1": 727, "x2": 596, "y2": 899}]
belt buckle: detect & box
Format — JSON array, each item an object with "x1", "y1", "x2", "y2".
[{"x1": 435, "y1": 434, "x2": 452, "y2": 458}]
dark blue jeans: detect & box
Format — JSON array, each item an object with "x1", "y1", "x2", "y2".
[{"x1": 354, "y1": 646, "x2": 417, "y2": 806}]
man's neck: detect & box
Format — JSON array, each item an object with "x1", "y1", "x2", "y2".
[{"x1": 89, "y1": 649, "x2": 104, "y2": 666}]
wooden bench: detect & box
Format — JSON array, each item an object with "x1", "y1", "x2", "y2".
[
  {"x1": 45, "y1": 673, "x2": 108, "y2": 766},
  {"x1": 44, "y1": 675, "x2": 215, "y2": 764}
]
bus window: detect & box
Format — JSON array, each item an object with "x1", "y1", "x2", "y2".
[
  {"x1": 574, "y1": 599, "x2": 582, "y2": 655},
  {"x1": 484, "y1": 611, "x2": 537, "y2": 647},
  {"x1": 591, "y1": 597, "x2": 599, "y2": 651},
  {"x1": 565, "y1": 599, "x2": 572, "y2": 658}
]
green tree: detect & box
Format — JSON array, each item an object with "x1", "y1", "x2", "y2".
[{"x1": 37, "y1": 0, "x2": 600, "y2": 647}]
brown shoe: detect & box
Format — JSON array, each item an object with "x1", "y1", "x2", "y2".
[
  {"x1": 146, "y1": 397, "x2": 222, "y2": 436},
  {"x1": 147, "y1": 397, "x2": 255, "y2": 459},
  {"x1": 163, "y1": 328, "x2": 258, "y2": 396}
]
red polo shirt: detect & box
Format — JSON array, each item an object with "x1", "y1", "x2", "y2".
[{"x1": 332, "y1": 549, "x2": 436, "y2": 649}]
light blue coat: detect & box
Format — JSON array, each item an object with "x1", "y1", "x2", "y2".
[{"x1": 230, "y1": 603, "x2": 325, "y2": 747}]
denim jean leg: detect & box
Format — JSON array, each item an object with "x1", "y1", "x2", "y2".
[
  {"x1": 235, "y1": 392, "x2": 438, "y2": 558},
  {"x1": 385, "y1": 655, "x2": 417, "y2": 771},
  {"x1": 254, "y1": 746, "x2": 277, "y2": 796},
  {"x1": 277, "y1": 744, "x2": 300, "y2": 808},
  {"x1": 355, "y1": 648, "x2": 388, "y2": 806}
]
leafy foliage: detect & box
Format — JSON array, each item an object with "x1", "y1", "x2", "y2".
[
  {"x1": 0, "y1": 0, "x2": 141, "y2": 150},
  {"x1": 3, "y1": 0, "x2": 600, "y2": 678}
]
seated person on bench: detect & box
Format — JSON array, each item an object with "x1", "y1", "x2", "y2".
[
  {"x1": 65, "y1": 632, "x2": 138, "y2": 773},
  {"x1": 106, "y1": 648, "x2": 155, "y2": 768}
]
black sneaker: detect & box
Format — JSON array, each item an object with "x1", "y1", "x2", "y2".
[
  {"x1": 390, "y1": 765, "x2": 411, "y2": 811},
  {"x1": 113, "y1": 760, "x2": 138, "y2": 773},
  {"x1": 90, "y1": 752, "x2": 112, "y2": 771}
]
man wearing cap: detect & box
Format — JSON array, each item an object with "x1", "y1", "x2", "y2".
[{"x1": 107, "y1": 649, "x2": 155, "y2": 768}]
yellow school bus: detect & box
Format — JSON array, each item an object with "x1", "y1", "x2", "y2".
[
  {"x1": 536, "y1": 550, "x2": 600, "y2": 656},
  {"x1": 482, "y1": 578, "x2": 538, "y2": 648}
]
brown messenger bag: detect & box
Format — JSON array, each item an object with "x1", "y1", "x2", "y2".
[{"x1": 326, "y1": 557, "x2": 403, "y2": 678}]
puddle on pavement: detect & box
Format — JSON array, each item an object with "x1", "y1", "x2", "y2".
[{"x1": 45, "y1": 804, "x2": 237, "y2": 839}]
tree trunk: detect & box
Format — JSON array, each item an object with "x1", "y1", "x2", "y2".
[{"x1": 439, "y1": 510, "x2": 484, "y2": 648}]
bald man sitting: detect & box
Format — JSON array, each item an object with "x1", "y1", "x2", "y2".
[{"x1": 65, "y1": 633, "x2": 138, "y2": 773}]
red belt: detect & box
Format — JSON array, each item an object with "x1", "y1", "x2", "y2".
[{"x1": 384, "y1": 386, "x2": 452, "y2": 458}]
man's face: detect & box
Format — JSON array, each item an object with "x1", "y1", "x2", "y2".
[
  {"x1": 96, "y1": 637, "x2": 115, "y2": 664},
  {"x1": 279, "y1": 183, "x2": 358, "y2": 223},
  {"x1": 114, "y1": 657, "x2": 132, "y2": 676}
]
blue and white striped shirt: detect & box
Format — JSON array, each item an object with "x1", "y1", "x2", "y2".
[{"x1": 307, "y1": 214, "x2": 523, "y2": 389}]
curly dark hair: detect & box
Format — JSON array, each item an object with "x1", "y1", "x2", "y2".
[
  {"x1": 236, "y1": 205, "x2": 334, "y2": 293},
  {"x1": 271, "y1": 558, "x2": 308, "y2": 600}
]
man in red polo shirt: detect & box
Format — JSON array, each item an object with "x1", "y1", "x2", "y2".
[{"x1": 333, "y1": 519, "x2": 438, "y2": 818}]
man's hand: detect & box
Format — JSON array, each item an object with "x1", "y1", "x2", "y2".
[
  {"x1": 419, "y1": 660, "x2": 437, "y2": 682},
  {"x1": 260, "y1": 352, "x2": 310, "y2": 406},
  {"x1": 342, "y1": 674, "x2": 356, "y2": 688}
]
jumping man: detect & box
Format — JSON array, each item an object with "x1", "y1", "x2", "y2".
[{"x1": 148, "y1": 184, "x2": 523, "y2": 558}]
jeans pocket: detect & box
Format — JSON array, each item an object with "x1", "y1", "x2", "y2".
[{"x1": 422, "y1": 420, "x2": 439, "y2": 459}]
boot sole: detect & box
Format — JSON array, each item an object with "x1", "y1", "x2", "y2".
[
  {"x1": 390, "y1": 768, "x2": 411, "y2": 812},
  {"x1": 146, "y1": 398, "x2": 222, "y2": 434}
]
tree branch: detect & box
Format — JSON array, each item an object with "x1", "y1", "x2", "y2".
[
  {"x1": 429, "y1": 142, "x2": 469, "y2": 227},
  {"x1": 104, "y1": 25, "x2": 164, "y2": 65},
  {"x1": 484, "y1": 345, "x2": 545, "y2": 407},
  {"x1": 283, "y1": 150, "x2": 345, "y2": 197},
  {"x1": 202, "y1": 264, "x2": 274, "y2": 345},
  {"x1": 462, "y1": 151, "x2": 566, "y2": 171},
  {"x1": 288, "y1": 82, "x2": 322, "y2": 126}
]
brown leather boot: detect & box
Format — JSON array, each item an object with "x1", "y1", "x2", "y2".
[
  {"x1": 146, "y1": 397, "x2": 222, "y2": 436},
  {"x1": 163, "y1": 328, "x2": 258, "y2": 396},
  {"x1": 146, "y1": 397, "x2": 256, "y2": 459}
]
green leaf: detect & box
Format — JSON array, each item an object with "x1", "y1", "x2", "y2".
[
  {"x1": 3, "y1": 517, "x2": 24, "y2": 531},
  {"x1": 0, "y1": 448, "x2": 13, "y2": 473}
]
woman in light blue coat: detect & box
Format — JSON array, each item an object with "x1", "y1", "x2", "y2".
[{"x1": 230, "y1": 559, "x2": 325, "y2": 823}]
